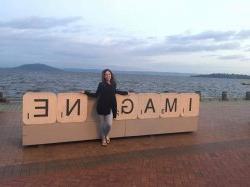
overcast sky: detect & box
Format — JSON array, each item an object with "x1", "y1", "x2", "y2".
[{"x1": 1, "y1": 0, "x2": 250, "y2": 74}]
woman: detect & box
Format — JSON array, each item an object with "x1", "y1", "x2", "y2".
[{"x1": 86, "y1": 69, "x2": 128, "y2": 146}]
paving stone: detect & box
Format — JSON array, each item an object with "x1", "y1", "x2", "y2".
[{"x1": 0, "y1": 101, "x2": 249, "y2": 186}]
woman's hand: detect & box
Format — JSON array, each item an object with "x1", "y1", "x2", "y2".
[{"x1": 84, "y1": 90, "x2": 97, "y2": 97}]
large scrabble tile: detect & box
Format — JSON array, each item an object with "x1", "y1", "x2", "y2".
[
  {"x1": 116, "y1": 93, "x2": 139, "y2": 120},
  {"x1": 57, "y1": 93, "x2": 88, "y2": 123},
  {"x1": 23, "y1": 92, "x2": 57, "y2": 125},
  {"x1": 138, "y1": 93, "x2": 160, "y2": 119},
  {"x1": 179, "y1": 93, "x2": 200, "y2": 117},
  {"x1": 160, "y1": 93, "x2": 181, "y2": 118}
]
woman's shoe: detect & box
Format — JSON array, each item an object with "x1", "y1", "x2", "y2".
[
  {"x1": 101, "y1": 139, "x2": 107, "y2": 146},
  {"x1": 106, "y1": 136, "x2": 111, "y2": 144}
]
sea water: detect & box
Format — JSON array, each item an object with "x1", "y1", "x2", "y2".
[{"x1": 0, "y1": 70, "x2": 249, "y2": 101}]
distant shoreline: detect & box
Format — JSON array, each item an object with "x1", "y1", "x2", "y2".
[
  {"x1": 0, "y1": 63, "x2": 193, "y2": 76},
  {"x1": 191, "y1": 73, "x2": 250, "y2": 79},
  {"x1": 1, "y1": 64, "x2": 250, "y2": 78}
]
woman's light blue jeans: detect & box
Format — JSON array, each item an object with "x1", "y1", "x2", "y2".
[{"x1": 99, "y1": 110, "x2": 113, "y2": 139}]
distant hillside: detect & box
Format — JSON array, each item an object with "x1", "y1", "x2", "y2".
[
  {"x1": 9, "y1": 64, "x2": 63, "y2": 72},
  {"x1": 192, "y1": 73, "x2": 250, "y2": 79}
]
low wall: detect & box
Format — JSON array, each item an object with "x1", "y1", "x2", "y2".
[{"x1": 22, "y1": 92, "x2": 199, "y2": 146}]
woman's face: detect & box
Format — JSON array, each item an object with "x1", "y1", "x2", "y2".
[{"x1": 104, "y1": 71, "x2": 112, "y2": 82}]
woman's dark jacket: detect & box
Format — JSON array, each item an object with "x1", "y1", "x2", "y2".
[{"x1": 86, "y1": 82, "x2": 128, "y2": 118}]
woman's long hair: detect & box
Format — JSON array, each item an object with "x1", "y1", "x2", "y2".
[{"x1": 102, "y1": 69, "x2": 116, "y2": 86}]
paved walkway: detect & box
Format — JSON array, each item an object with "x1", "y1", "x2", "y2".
[{"x1": 0, "y1": 101, "x2": 249, "y2": 186}]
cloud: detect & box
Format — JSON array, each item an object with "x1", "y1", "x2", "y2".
[
  {"x1": 218, "y1": 55, "x2": 250, "y2": 61},
  {"x1": 235, "y1": 30, "x2": 250, "y2": 39},
  {"x1": 131, "y1": 42, "x2": 240, "y2": 56},
  {"x1": 0, "y1": 18, "x2": 250, "y2": 71},
  {"x1": 166, "y1": 30, "x2": 236, "y2": 43},
  {"x1": 246, "y1": 48, "x2": 250, "y2": 52},
  {"x1": 166, "y1": 30, "x2": 250, "y2": 44},
  {"x1": 60, "y1": 25, "x2": 88, "y2": 33},
  {"x1": 0, "y1": 26, "x2": 131, "y2": 68},
  {"x1": 219, "y1": 55, "x2": 244, "y2": 60},
  {"x1": 129, "y1": 30, "x2": 250, "y2": 56},
  {"x1": 0, "y1": 16, "x2": 82, "y2": 29}
]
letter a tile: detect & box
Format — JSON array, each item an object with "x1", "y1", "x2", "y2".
[{"x1": 138, "y1": 93, "x2": 160, "y2": 119}]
